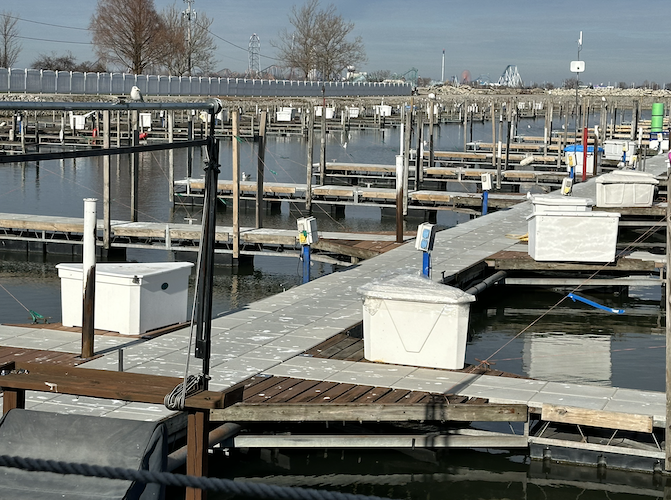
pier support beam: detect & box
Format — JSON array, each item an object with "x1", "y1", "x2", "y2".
[{"x1": 256, "y1": 111, "x2": 267, "y2": 228}]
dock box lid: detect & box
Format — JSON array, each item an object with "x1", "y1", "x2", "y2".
[
  {"x1": 526, "y1": 211, "x2": 621, "y2": 221},
  {"x1": 531, "y1": 194, "x2": 594, "y2": 207},
  {"x1": 358, "y1": 274, "x2": 475, "y2": 304},
  {"x1": 56, "y1": 262, "x2": 193, "y2": 279},
  {"x1": 595, "y1": 170, "x2": 659, "y2": 185}
]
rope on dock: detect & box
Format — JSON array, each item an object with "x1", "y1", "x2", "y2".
[{"x1": 0, "y1": 454, "x2": 398, "y2": 500}]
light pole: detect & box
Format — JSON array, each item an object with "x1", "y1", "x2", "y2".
[
  {"x1": 183, "y1": 0, "x2": 196, "y2": 76},
  {"x1": 576, "y1": 31, "x2": 582, "y2": 132}
]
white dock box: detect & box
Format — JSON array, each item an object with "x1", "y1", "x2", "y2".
[
  {"x1": 595, "y1": 170, "x2": 658, "y2": 208},
  {"x1": 603, "y1": 139, "x2": 637, "y2": 164},
  {"x1": 275, "y1": 107, "x2": 296, "y2": 122},
  {"x1": 531, "y1": 194, "x2": 593, "y2": 214},
  {"x1": 359, "y1": 275, "x2": 475, "y2": 370},
  {"x1": 564, "y1": 145, "x2": 602, "y2": 176},
  {"x1": 527, "y1": 210, "x2": 620, "y2": 263},
  {"x1": 56, "y1": 262, "x2": 193, "y2": 335}
]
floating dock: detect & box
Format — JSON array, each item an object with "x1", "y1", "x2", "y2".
[{"x1": 0, "y1": 152, "x2": 669, "y2": 475}]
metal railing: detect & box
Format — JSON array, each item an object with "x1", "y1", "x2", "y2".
[{"x1": 0, "y1": 68, "x2": 412, "y2": 98}]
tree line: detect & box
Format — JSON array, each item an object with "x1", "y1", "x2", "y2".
[{"x1": 0, "y1": 0, "x2": 370, "y2": 82}]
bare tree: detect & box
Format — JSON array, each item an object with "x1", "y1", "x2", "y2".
[
  {"x1": 274, "y1": 0, "x2": 366, "y2": 81},
  {"x1": 159, "y1": 3, "x2": 216, "y2": 76},
  {"x1": 0, "y1": 11, "x2": 21, "y2": 68},
  {"x1": 90, "y1": 0, "x2": 167, "y2": 74},
  {"x1": 32, "y1": 51, "x2": 107, "y2": 73}
]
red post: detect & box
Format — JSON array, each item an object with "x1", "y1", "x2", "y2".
[{"x1": 582, "y1": 127, "x2": 588, "y2": 181}]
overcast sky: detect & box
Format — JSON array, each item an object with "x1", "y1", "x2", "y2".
[{"x1": 7, "y1": 0, "x2": 670, "y2": 87}]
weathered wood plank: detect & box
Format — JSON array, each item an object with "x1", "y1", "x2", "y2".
[
  {"x1": 211, "y1": 403, "x2": 528, "y2": 422},
  {"x1": 541, "y1": 404, "x2": 653, "y2": 433}
]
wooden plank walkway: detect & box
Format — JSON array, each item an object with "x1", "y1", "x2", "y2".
[{"x1": 0, "y1": 213, "x2": 407, "y2": 261}]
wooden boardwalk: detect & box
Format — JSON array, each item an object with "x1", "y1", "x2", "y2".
[{"x1": 0, "y1": 212, "x2": 407, "y2": 263}]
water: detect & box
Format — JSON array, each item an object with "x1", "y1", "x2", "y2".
[{"x1": 0, "y1": 116, "x2": 666, "y2": 499}]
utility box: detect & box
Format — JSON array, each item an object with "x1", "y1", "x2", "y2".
[
  {"x1": 139, "y1": 112, "x2": 152, "y2": 129},
  {"x1": 603, "y1": 140, "x2": 637, "y2": 165},
  {"x1": 297, "y1": 216, "x2": 319, "y2": 245},
  {"x1": 275, "y1": 107, "x2": 296, "y2": 122},
  {"x1": 530, "y1": 194, "x2": 593, "y2": 214},
  {"x1": 374, "y1": 105, "x2": 392, "y2": 117},
  {"x1": 595, "y1": 170, "x2": 658, "y2": 208},
  {"x1": 564, "y1": 145, "x2": 602, "y2": 176},
  {"x1": 315, "y1": 106, "x2": 335, "y2": 119},
  {"x1": 56, "y1": 262, "x2": 193, "y2": 335},
  {"x1": 527, "y1": 211, "x2": 620, "y2": 262},
  {"x1": 346, "y1": 107, "x2": 360, "y2": 118},
  {"x1": 415, "y1": 223, "x2": 437, "y2": 251},
  {"x1": 359, "y1": 275, "x2": 475, "y2": 370}
]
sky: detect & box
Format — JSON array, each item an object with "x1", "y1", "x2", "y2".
[{"x1": 6, "y1": 0, "x2": 671, "y2": 87}]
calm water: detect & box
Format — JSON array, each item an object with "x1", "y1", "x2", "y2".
[{"x1": 0, "y1": 115, "x2": 666, "y2": 499}]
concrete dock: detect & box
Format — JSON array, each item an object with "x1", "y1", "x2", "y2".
[{"x1": 0, "y1": 152, "x2": 668, "y2": 469}]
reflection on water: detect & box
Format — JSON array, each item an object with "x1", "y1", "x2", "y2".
[
  {"x1": 467, "y1": 287, "x2": 665, "y2": 391},
  {"x1": 184, "y1": 448, "x2": 665, "y2": 500}
]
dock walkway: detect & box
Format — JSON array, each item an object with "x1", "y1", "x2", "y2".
[{"x1": 0, "y1": 153, "x2": 668, "y2": 465}]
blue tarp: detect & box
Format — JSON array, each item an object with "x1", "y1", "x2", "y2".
[{"x1": 564, "y1": 145, "x2": 604, "y2": 153}]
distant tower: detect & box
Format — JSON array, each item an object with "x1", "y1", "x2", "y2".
[
  {"x1": 248, "y1": 34, "x2": 260, "y2": 77},
  {"x1": 182, "y1": 0, "x2": 196, "y2": 76},
  {"x1": 441, "y1": 49, "x2": 445, "y2": 83}
]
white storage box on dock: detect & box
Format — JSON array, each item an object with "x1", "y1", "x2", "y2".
[
  {"x1": 275, "y1": 107, "x2": 296, "y2": 122},
  {"x1": 595, "y1": 170, "x2": 658, "y2": 208},
  {"x1": 527, "y1": 211, "x2": 620, "y2": 262},
  {"x1": 359, "y1": 275, "x2": 475, "y2": 370},
  {"x1": 56, "y1": 262, "x2": 193, "y2": 335},
  {"x1": 603, "y1": 139, "x2": 637, "y2": 164},
  {"x1": 531, "y1": 194, "x2": 593, "y2": 214},
  {"x1": 564, "y1": 145, "x2": 602, "y2": 176}
]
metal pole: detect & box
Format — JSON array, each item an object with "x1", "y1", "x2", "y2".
[
  {"x1": 302, "y1": 245, "x2": 311, "y2": 284},
  {"x1": 422, "y1": 252, "x2": 431, "y2": 278},
  {"x1": 395, "y1": 154, "x2": 404, "y2": 244},
  {"x1": 82, "y1": 198, "x2": 97, "y2": 359},
  {"x1": 582, "y1": 126, "x2": 588, "y2": 181}
]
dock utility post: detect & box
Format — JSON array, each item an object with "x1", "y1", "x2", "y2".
[
  {"x1": 298, "y1": 217, "x2": 319, "y2": 284},
  {"x1": 481, "y1": 173, "x2": 492, "y2": 216},
  {"x1": 415, "y1": 222, "x2": 436, "y2": 277}
]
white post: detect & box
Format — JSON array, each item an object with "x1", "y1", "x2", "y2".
[{"x1": 82, "y1": 198, "x2": 97, "y2": 358}]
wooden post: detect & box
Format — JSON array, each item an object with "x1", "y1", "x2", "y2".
[
  {"x1": 491, "y1": 102, "x2": 496, "y2": 168},
  {"x1": 497, "y1": 109, "x2": 503, "y2": 188},
  {"x1": 2, "y1": 389, "x2": 25, "y2": 415},
  {"x1": 320, "y1": 87, "x2": 326, "y2": 186},
  {"x1": 130, "y1": 126, "x2": 139, "y2": 222},
  {"x1": 232, "y1": 111, "x2": 240, "y2": 261},
  {"x1": 168, "y1": 111, "x2": 175, "y2": 204},
  {"x1": 255, "y1": 110, "x2": 267, "y2": 229},
  {"x1": 631, "y1": 100, "x2": 640, "y2": 141},
  {"x1": 403, "y1": 103, "x2": 412, "y2": 216},
  {"x1": 102, "y1": 110, "x2": 111, "y2": 251},
  {"x1": 188, "y1": 115, "x2": 194, "y2": 178},
  {"x1": 463, "y1": 102, "x2": 468, "y2": 152},
  {"x1": 306, "y1": 106, "x2": 314, "y2": 212},
  {"x1": 504, "y1": 106, "x2": 512, "y2": 172},
  {"x1": 428, "y1": 100, "x2": 435, "y2": 171},
  {"x1": 186, "y1": 410, "x2": 209, "y2": 500}
]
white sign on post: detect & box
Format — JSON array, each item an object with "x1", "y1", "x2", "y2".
[{"x1": 570, "y1": 61, "x2": 585, "y2": 73}]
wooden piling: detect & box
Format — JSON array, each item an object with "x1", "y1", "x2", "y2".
[
  {"x1": 306, "y1": 106, "x2": 314, "y2": 212},
  {"x1": 255, "y1": 111, "x2": 267, "y2": 229},
  {"x1": 232, "y1": 111, "x2": 240, "y2": 261},
  {"x1": 102, "y1": 110, "x2": 111, "y2": 251}
]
